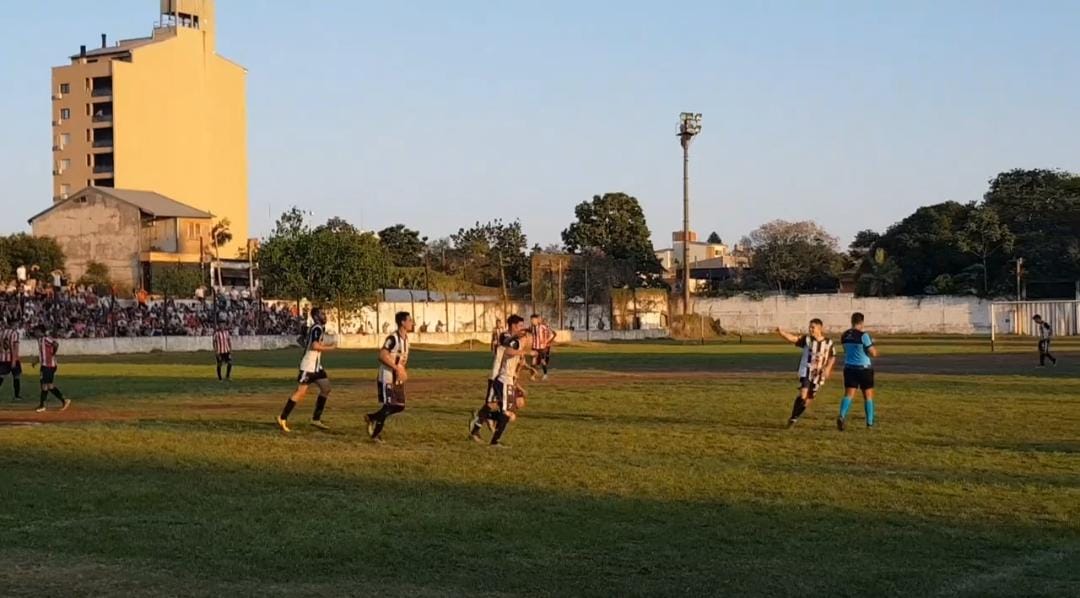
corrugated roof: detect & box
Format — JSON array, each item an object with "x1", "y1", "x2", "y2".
[{"x1": 29, "y1": 188, "x2": 213, "y2": 223}]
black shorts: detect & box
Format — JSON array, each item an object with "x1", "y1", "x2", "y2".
[
  {"x1": 216, "y1": 353, "x2": 232, "y2": 363},
  {"x1": 489, "y1": 380, "x2": 512, "y2": 411},
  {"x1": 40, "y1": 366, "x2": 57, "y2": 385},
  {"x1": 1039, "y1": 339, "x2": 1052, "y2": 353},
  {"x1": 0, "y1": 361, "x2": 21, "y2": 377},
  {"x1": 535, "y1": 348, "x2": 551, "y2": 366},
  {"x1": 799, "y1": 377, "x2": 822, "y2": 397},
  {"x1": 297, "y1": 369, "x2": 328, "y2": 385},
  {"x1": 843, "y1": 367, "x2": 875, "y2": 391},
  {"x1": 378, "y1": 381, "x2": 406, "y2": 406}
]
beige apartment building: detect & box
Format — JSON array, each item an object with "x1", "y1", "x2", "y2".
[{"x1": 43, "y1": 0, "x2": 248, "y2": 289}]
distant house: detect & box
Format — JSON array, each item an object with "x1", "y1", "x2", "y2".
[
  {"x1": 655, "y1": 230, "x2": 751, "y2": 290},
  {"x1": 29, "y1": 187, "x2": 213, "y2": 292}
]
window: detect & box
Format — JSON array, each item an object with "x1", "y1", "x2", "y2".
[
  {"x1": 59, "y1": 83, "x2": 70, "y2": 94},
  {"x1": 59, "y1": 159, "x2": 71, "y2": 173},
  {"x1": 187, "y1": 222, "x2": 203, "y2": 240},
  {"x1": 60, "y1": 108, "x2": 71, "y2": 120},
  {"x1": 60, "y1": 184, "x2": 71, "y2": 199},
  {"x1": 60, "y1": 133, "x2": 71, "y2": 148}
]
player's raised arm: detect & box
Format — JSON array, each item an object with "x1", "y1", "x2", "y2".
[{"x1": 776, "y1": 327, "x2": 800, "y2": 344}]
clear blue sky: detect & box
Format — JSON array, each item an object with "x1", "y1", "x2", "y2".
[{"x1": 2, "y1": 1, "x2": 1078, "y2": 250}]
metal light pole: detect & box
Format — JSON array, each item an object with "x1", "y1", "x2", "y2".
[{"x1": 678, "y1": 112, "x2": 702, "y2": 316}]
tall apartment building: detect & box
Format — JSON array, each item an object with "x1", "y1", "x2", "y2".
[{"x1": 47, "y1": 0, "x2": 248, "y2": 258}]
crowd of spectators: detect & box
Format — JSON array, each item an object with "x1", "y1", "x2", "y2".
[{"x1": 1, "y1": 278, "x2": 304, "y2": 338}]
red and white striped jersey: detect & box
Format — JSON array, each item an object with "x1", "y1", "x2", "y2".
[
  {"x1": 38, "y1": 337, "x2": 59, "y2": 368},
  {"x1": 213, "y1": 330, "x2": 232, "y2": 355},
  {"x1": 0, "y1": 329, "x2": 19, "y2": 363},
  {"x1": 531, "y1": 323, "x2": 555, "y2": 350}
]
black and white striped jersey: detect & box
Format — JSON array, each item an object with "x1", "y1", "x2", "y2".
[{"x1": 794, "y1": 335, "x2": 835, "y2": 383}]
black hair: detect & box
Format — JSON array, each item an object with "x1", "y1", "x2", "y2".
[
  {"x1": 851, "y1": 312, "x2": 865, "y2": 326},
  {"x1": 530, "y1": 313, "x2": 540, "y2": 319},
  {"x1": 1032, "y1": 314, "x2": 1042, "y2": 320},
  {"x1": 395, "y1": 311, "x2": 411, "y2": 326},
  {"x1": 507, "y1": 315, "x2": 525, "y2": 327},
  {"x1": 810, "y1": 318, "x2": 823, "y2": 327},
  {"x1": 311, "y1": 307, "x2": 323, "y2": 317}
]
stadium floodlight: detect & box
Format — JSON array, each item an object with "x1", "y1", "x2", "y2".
[{"x1": 677, "y1": 112, "x2": 702, "y2": 316}]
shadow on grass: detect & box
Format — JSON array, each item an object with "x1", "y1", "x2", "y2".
[{"x1": 0, "y1": 453, "x2": 1077, "y2": 598}]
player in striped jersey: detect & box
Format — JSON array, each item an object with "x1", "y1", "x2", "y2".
[
  {"x1": 776, "y1": 319, "x2": 836, "y2": 428},
  {"x1": 1033, "y1": 315, "x2": 1058, "y2": 367},
  {"x1": 213, "y1": 324, "x2": 233, "y2": 381},
  {"x1": 31, "y1": 326, "x2": 69, "y2": 413},
  {"x1": 469, "y1": 314, "x2": 533, "y2": 447},
  {"x1": 276, "y1": 308, "x2": 336, "y2": 433},
  {"x1": 529, "y1": 314, "x2": 556, "y2": 381},
  {"x1": 0, "y1": 321, "x2": 23, "y2": 401},
  {"x1": 364, "y1": 311, "x2": 414, "y2": 443}
]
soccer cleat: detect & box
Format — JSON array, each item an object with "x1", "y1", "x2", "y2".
[
  {"x1": 364, "y1": 415, "x2": 375, "y2": 438},
  {"x1": 371, "y1": 435, "x2": 384, "y2": 444},
  {"x1": 470, "y1": 433, "x2": 484, "y2": 443},
  {"x1": 12, "y1": 396, "x2": 21, "y2": 402},
  {"x1": 836, "y1": 416, "x2": 846, "y2": 432},
  {"x1": 35, "y1": 406, "x2": 46, "y2": 413},
  {"x1": 786, "y1": 418, "x2": 798, "y2": 429},
  {"x1": 311, "y1": 420, "x2": 330, "y2": 431},
  {"x1": 489, "y1": 442, "x2": 508, "y2": 449},
  {"x1": 60, "y1": 399, "x2": 71, "y2": 412},
  {"x1": 542, "y1": 374, "x2": 548, "y2": 382},
  {"x1": 276, "y1": 417, "x2": 291, "y2": 433}
]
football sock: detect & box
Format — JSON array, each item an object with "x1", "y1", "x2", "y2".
[
  {"x1": 216, "y1": 363, "x2": 222, "y2": 380},
  {"x1": 50, "y1": 388, "x2": 64, "y2": 401},
  {"x1": 491, "y1": 412, "x2": 511, "y2": 445},
  {"x1": 226, "y1": 363, "x2": 233, "y2": 379},
  {"x1": 864, "y1": 399, "x2": 874, "y2": 427},
  {"x1": 790, "y1": 396, "x2": 807, "y2": 420},
  {"x1": 280, "y1": 399, "x2": 297, "y2": 421},
  {"x1": 839, "y1": 397, "x2": 852, "y2": 419},
  {"x1": 14, "y1": 377, "x2": 21, "y2": 398},
  {"x1": 39, "y1": 391, "x2": 48, "y2": 408},
  {"x1": 312, "y1": 395, "x2": 328, "y2": 421},
  {"x1": 542, "y1": 365, "x2": 548, "y2": 375}
]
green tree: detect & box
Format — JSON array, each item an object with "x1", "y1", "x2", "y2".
[
  {"x1": 849, "y1": 229, "x2": 881, "y2": 261},
  {"x1": 561, "y1": 192, "x2": 663, "y2": 286},
  {"x1": 874, "y1": 202, "x2": 973, "y2": 295},
  {"x1": 450, "y1": 220, "x2": 530, "y2": 289},
  {"x1": 706, "y1": 232, "x2": 723, "y2": 244},
  {"x1": 956, "y1": 204, "x2": 1015, "y2": 295},
  {"x1": 744, "y1": 220, "x2": 845, "y2": 293},
  {"x1": 307, "y1": 220, "x2": 389, "y2": 313},
  {"x1": 0, "y1": 234, "x2": 65, "y2": 278},
  {"x1": 77, "y1": 261, "x2": 112, "y2": 295},
  {"x1": 379, "y1": 224, "x2": 427, "y2": 268},
  {"x1": 152, "y1": 265, "x2": 203, "y2": 298},
  {"x1": 259, "y1": 208, "x2": 314, "y2": 301},
  {"x1": 855, "y1": 248, "x2": 902, "y2": 297},
  {"x1": 983, "y1": 168, "x2": 1080, "y2": 284},
  {"x1": 211, "y1": 218, "x2": 233, "y2": 287}
]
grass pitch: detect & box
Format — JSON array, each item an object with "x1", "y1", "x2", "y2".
[{"x1": 0, "y1": 338, "x2": 1078, "y2": 597}]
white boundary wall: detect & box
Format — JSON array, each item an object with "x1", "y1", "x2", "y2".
[
  {"x1": 17, "y1": 329, "x2": 670, "y2": 357},
  {"x1": 694, "y1": 294, "x2": 991, "y2": 334}
]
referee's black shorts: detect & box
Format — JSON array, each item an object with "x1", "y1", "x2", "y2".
[{"x1": 843, "y1": 367, "x2": 874, "y2": 391}]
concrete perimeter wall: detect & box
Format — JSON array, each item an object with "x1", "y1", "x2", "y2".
[
  {"x1": 19, "y1": 329, "x2": 671, "y2": 357},
  {"x1": 694, "y1": 294, "x2": 991, "y2": 334}
]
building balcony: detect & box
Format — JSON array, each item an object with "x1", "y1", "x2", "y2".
[
  {"x1": 92, "y1": 113, "x2": 113, "y2": 123},
  {"x1": 92, "y1": 139, "x2": 114, "y2": 150},
  {"x1": 91, "y1": 87, "x2": 112, "y2": 98},
  {"x1": 92, "y1": 165, "x2": 114, "y2": 174}
]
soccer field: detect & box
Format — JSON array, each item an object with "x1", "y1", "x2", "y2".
[{"x1": 1, "y1": 339, "x2": 1078, "y2": 597}]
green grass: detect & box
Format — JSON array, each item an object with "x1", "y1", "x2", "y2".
[{"x1": 1, "y1": 340, "x2": 1078, "y2": 597}]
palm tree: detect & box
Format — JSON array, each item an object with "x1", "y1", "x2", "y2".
[
  {"x1": 211, "y1": 218, "x2": 233, "y2": 287},
  {"x1": 858, "y1": 248, "x2": 901, "y2": 297}
]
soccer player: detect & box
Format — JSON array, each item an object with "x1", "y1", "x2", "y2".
[
  {"x1": 1033, "y1": 314, "x2": 1058, "y2": 367},
  {"x1": 490, "y1": 318, "x2": 504, "y2": 355},
  {"x1": 470, "y1": 314, "x2": 532, "y2": 447},
  {"x1": 836, "y1": 312, "x2": 879, "y2": 431},
  {"x1": 529, "y1": 314, "x2": 556, "y2": 381},
  {"x1": 364, "y1": 311, "x2": 414, "y2": 443},
  {"x1": 0, "y1": 320, "x2": 23, "y2": 401},
  {"x1": 776, "y1": 319, "x2": 836, "y2": 428},
  {"x1": 31, "y1": 326, "x2": 69, "y2": 413},
  {"x1": 213, "y1": 323, "x2": 233, "y2": 381},
  {"x1": 276, "y1": 308, "x2": 336, "y2": 433}
]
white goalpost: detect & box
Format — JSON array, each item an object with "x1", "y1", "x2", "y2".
[{"x1": 989, "y1": 300, "x2": 1080, "y2": 351}]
